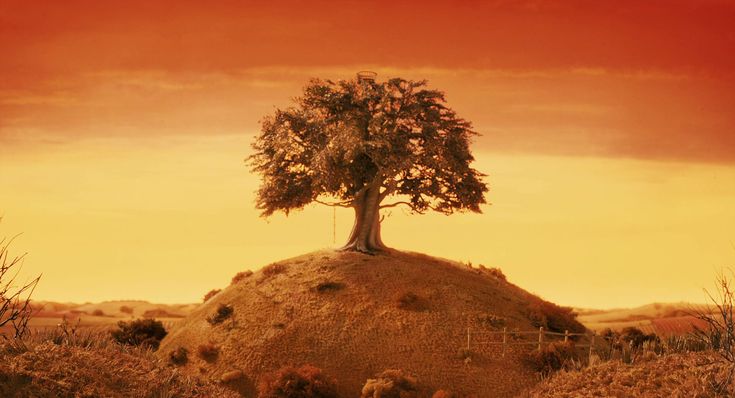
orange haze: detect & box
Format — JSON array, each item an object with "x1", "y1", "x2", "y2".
[{"x1": 1, "y1": 1, "x2": 734, "y2": 308}]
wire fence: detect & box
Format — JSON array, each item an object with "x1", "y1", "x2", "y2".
[{"x1": 465, "y1": 326, "x2": 597, "y2": 360}]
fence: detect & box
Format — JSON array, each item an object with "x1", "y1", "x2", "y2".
[{"x1": 465, "y1": 326, "x2": 597, "y2": 361}]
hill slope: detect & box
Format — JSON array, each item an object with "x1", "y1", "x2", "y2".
[{"x1": 159, "y1": 249, "x2": 584, "y2": 397}]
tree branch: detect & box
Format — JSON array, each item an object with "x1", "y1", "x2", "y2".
[
  {"x1": 314, "y1": 199, "x2": 353, "y2": 208},
  {"x1": 379, "y1": 201, "x2": 413, "y2": 210}
]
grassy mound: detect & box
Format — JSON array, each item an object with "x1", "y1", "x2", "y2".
[{"x1": 159, "y1": 249, "x2": 585, "y2": 397}]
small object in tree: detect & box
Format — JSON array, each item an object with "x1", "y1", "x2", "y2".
[{"x1": 249, "y1": 74, "x2": 488, "y2": 253}]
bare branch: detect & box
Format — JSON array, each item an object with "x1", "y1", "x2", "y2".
[
  {"x1": 314, "y1": 199, "x2": 353, "y2": 208},
  {"x1": 379, "y1": 201, "x2": 413, "y2": 210}
]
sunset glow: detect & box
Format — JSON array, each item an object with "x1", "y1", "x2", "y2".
[{"x1": 1, "y1": 1, "x2": 734, "y2": 308}]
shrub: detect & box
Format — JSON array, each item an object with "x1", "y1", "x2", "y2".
[
  {"x1": 527, "y1": 300, "x2": 586, "y2": 335},
  {"x1": 396, "y1": 292, "x2": 429, "y2": 312},
  {"x1": 169, "y1": 347, "x2": 188, "y2": 365},
  {"x1": 203, "y1": 289, "x2": 221, "y2": 302},
  {"x1": 231, "y1": 270, "x2": 253, "y2": 284},
  {"x1": 207, "y1": 304, "x2": 234, "y2": 325},
  {"x1": 119, "y1": 305, "x2": 134, "y2": 315},
  {"x1": 315, "y1": 281, "x2": 344, "y2": 293},
  {"x1": 259, "y1": 263, "x2": 288, "y2": 282},
  {"x1": 525, "y1": 341, "x2": 578, "y2": 375},
  {"x1": 142, "y1": 308, "x2": 183, "y2": 318},
  {"x1": 0, "y1": 235, "x2": 41, "y2": 339},
  {"x1": 361, "y1": 369, "x2": 418, "y2": 398},
  {"x1": 91, "y1": 309, "x2": 105, "y2": 316},
  {"x1": 258, "y1": 364, "x2": 338, "y2": 398},
  {"x1": 477, "y1": 264, "x2": 507, "y2": 281},
  {"x1": 620, "y1": 327, "x2": 659, "y2": 349},
  {"x1": 221, "y1": 370, "x2": 244, "y2": 383},
  {"x1": 110, "y1": 319, "x2": 167, "y2": 350},
  {"x1": 198, "y1": 343, "x2": 219, "y2": 362},
  {"x1": 477, "y1": 313, "x2": 506, "y2": 328}
]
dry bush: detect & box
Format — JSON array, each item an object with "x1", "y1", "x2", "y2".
[
  {"x1": 477, "y1": 313, "x2": 506, "y2": 329},
  {"x1": 395, "y1": 292, "x2": 429, "y2": 312},
  {"x1": 0, "y1": 235, "x2": 41, "y2": 339},
  {"x1": 432, "y1": 390, "x2": 454, "y2": 398},
  {"x1": 232, "y1": 270, "x2": 253, "y2": 284},
  {"x1": 257, "y1": 364, "x2": 338, "y2": 398},
  {"x1": 524, "y1": 341, "x2": 579, "y2": 375},
  {"x1": 527, "y1": 300, "x2": 585, "y2": 335},
  {"x1": 203, "y1": 289, "x2": 221, "y2": 302},
  {"x1": 110, "y1": 319, "x2": 167, "y2": 350},
  {"x1": 619, "y1": 327, "x2": 659, "y2": 350},
  {"x1": 207, "y1": 304, "x2": 234, "y2": 325},
  {"x1": 170, "y1": 346, "x2": 189, "y2": 366},
  {"x1": 197, "y1": 343, "x2": 219, "y2": 362},
  {"x1": 477, "y1": 264, "x2": 507, "y2": 281},
  {"x1": 259, "y1": 263, "x2": 288, "y2": 283},
  {"x1": 315, "y1": 281, "x2": 344, "y2": 293},
  {"x1": 119, "y1": 305, "x2": 134, "y2": 315},
  {"x1": 91, "y1": 309, "x2": 105, "y2": 316},
  {"x1": 695, "y1": 270, "x2": 735, "y2": 363},
  {"x1": 360, "y1": 369, "x2": 418, "y2": 398}
]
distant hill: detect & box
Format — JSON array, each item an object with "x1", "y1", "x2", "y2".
[{"x1": 576, "y1": 302, "x2": 715, "y2": 336}]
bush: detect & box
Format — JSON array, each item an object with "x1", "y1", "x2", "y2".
[
  {"x1": 361, "y1": 369, "x2": 418, "y2": 398},
  {"x1": 119, "y1": 305, "x2": 134, "y2": 315},
  {"x1": 169, "y1": 347, "x2": 188, "y2": 365},
  {"x1": 315, "y1": 281, "x2": 344, "y2": 293},
  {"x1": 527, "y1": 300, "x2": 586, "y2": 335},
  {"x1": 620, "y1": 327, "x2": 659, "y2": 349},
  {"x1": 207, "y1": 304, "x2": 234, "y2": 325},
  {"x1": 198, "y1": 343, "x2": 219, "y2": 362},
  {"x1": 478, "y1": 264, "x2": 506, "y2": 281},
  {"x1": 91, "y1": 309, "x2": 105, "y2": 316},
  {"x1": 257, "y1": 364, "x2": 338, "y2": 398},
  {"x1": 525, "y1": 341, "x2": 578, "y2": 375},
  {"x1": 259, "y1": 263, "x2": 288, "y2": 283},
  {"x1": 231, "y1": 270, "x2": 253, "y2": 284},
  {"x1": 203, "y1": 289, "x2": 221, "y2": 302},
  {"x1": 396, "y1": 292, "x2": 429, "y2": 312},
  {"x1": 110, "y1": 319, "x2": 167, "y2": 350}
]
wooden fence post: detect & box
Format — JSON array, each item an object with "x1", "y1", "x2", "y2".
[
  {"x1": 564, "y1": 330, "x2": 569, "y2": 343},
  {"x1": 502, "y1": 327, "x2": 507, "y2": 357},
  {"x1": 538, "y1": 327, "x2": 544, "y2": 351},
  {"x1": 589, "y1": 332, "x2": 596, "y2": 362}
]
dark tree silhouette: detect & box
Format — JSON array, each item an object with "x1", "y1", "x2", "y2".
[{"x1": 249, "y1": 74, "x2": 488, "y2": 253}]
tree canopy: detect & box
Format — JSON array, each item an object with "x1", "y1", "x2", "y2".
[{"x1": 249, "y1": 75, "x2": 488, "y2": 252}]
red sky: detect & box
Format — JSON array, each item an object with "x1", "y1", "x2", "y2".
[
  {"x1": 1, "y1": 1, "x2": 734, "y2": 307},
  {"x1": 2, "y1": 0, "x2": 735, "y2": 162}
]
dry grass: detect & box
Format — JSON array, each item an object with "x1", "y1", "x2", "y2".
[{"x1": 0, "y1": 326, "x2": 238, "y2": 398}]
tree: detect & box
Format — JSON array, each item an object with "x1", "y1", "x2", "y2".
[{"x1": 249, "y1": 74, "x2": 488, "y2": 253}]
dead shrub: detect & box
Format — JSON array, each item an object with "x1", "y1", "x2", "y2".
[
  {"x1": 396, "y1": 292, "x2": 429, "y2": 312},
  {"x1": 477, "y1": 313, "x2": 506, "y2": 328},
  {"x1": 203, "y1": 289, "x2": 221, "y2": 302},
  {"x1": 169, "y1": 346, "x2": 189, "y2": 366},
  {"x1": 257, "y1": 364, "x2": 338, "y2": 398},
  {"x1": 91, "y1": 309, "x2": 105, "y2": 316},
  {"x1": 315, "y1": 281, "x2": 344, "y2": 293},
  {"x1": 0, "y1": 235, "x2": 41, "y2": 339},
  {"x1": 360, "y1": 369, "x2": 418, "y2": 398},
  {"x1": 110, "y1": 318, "x2": 167, "y2": 350},
  {"x1": 119, "y1": 305, "x2": 134, "y2": 315},
  {"x1": 207, "y1": 304, "x2": 234, "y2": 325},
  {"x1": 525, "y1": 341, "x2": 578, "y2": 375},
  {"x1": 197, "y1": 343, "x2": 219, "y2": 362},
  {"x1": 231, "y1": 270, "x2": 253, "y2": 284},
  {"x1": 477, "y1": 264, "x2": 507, "y2": 281}
]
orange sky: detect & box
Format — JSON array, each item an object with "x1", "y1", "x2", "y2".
[{"x1": 1, "y1": 1, "x2": 734, "y2": 308}]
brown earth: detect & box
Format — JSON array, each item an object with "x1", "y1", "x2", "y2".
[
  {"x1": 159, "y1": 249, "x2": 584, "y2": 397},
  {"x1": 521, "y1": 351, "x2": 734, "y2": 397}
]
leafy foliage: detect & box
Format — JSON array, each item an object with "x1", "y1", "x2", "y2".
[{"x1": 249, "y1": 76, "x2": 487, "y2": 218}]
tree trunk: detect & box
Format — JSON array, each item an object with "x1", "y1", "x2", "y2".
[{"x1": 340, "y1": 182, "x2": 387, "y2": 253}]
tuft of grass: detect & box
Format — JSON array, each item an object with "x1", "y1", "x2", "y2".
[
  {"x1": 231, "y1": 270, "x2": 253, "y2": 285},
  {"x1": 197, "y1": 343, "x2": 219, "y2": 362},
  {"x1": 361, "y1": 369, "x2": 418, "y2": 398},
  {"x1": 203, "y1": 289, "x2": 221, "y2": 303},
  {"x1": 258, "y1": 263, "x2": 288, "y2": 283},
  {"x1": 524, "y1": 341, "x2": 579, "y2": 376},
  {"x1": 207, "y1": 304, "x2": 234, "y2": 325},
  {"x1": 169, "y1": 347, "x2": 188, "y2": 366}
]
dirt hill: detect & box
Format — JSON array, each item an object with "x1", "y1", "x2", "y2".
[{"x1": 159, "y1": 249, "x2": 585, "y2": 397}]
